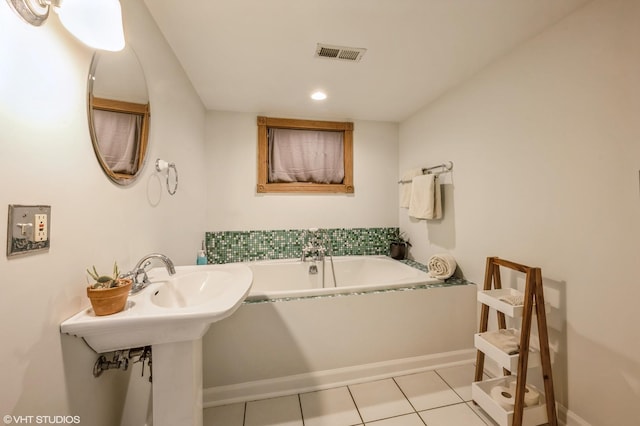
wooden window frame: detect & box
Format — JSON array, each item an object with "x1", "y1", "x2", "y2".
[
  {"x1": 91, "y1": 96, "x2": 151, "y2": 181},
  {"x1": 257, "y1": 116, "x2": 354, "y2": 193}
]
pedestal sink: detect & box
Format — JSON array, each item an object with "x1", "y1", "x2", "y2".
[{"x1": 60, "y1": 263, "x2": 253, "y2": 426}]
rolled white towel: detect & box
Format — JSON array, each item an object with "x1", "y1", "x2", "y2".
[{"x1": 427, "y1": 253, "x2": 457, "y2": 279}]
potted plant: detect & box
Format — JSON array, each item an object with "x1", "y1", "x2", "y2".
[
  {"x1": 389, "y1": 230, "x2": 412, "y2": 260},
  {"x1": 86, "y1": 262, "x2": 132, "y2": 316}
]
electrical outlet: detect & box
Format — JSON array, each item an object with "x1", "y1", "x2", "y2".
[
  {"x1": 34, "y1": 214, "x2": 48, "y2": 242},
  {"x1": 7, "y1": 204, "x2": 51, "y2": 257}
]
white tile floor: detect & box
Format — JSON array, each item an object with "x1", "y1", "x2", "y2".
[{"x1": 204, "y1": 363, "x2": 498, "y2": 426}]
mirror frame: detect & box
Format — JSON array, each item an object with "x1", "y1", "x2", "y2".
[{"x1": 87, "y1": 49, "x2": 151, "y2": 186}]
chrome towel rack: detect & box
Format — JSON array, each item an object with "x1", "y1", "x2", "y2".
[
  {"x1": 156, "y1": 158, "x2": 179, "y2": 195},
  {"x1": 398, "y1": 161, "x2": 453, "y2": 183}
]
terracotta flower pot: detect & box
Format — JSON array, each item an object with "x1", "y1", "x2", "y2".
[{"x1": 86, "y1": 278, "x2": 132, "y2": 316}]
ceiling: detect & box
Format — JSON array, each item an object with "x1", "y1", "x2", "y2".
[{"x1": 143, "y1": 0, "x2": 589, "y2": 123}]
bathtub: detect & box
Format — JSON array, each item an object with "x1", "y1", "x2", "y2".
[
  {"x1": 246, "y1": 255, "x2": 441, "y2": 301},
  {"x1": 203, "y1": 255, "x2": 477, "y2": 406}
]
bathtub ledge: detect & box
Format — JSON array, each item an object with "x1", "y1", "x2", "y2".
[
  {"x1": 400, "y1": 259, "x2": 472, "y2": 286},
  {"x1": 244, "y1": 260, "x2": 476, "y2": 304}
]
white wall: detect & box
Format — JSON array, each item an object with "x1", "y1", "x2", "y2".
[
  {"x1": 205, "y1": 111, "x2": 399, "y2": 230},
  {"x1": 0, "y1": 0, "x2": 207, "y2": 424},
  {"x1": 399, "y1": 0, "x2": 640, "y2": 424}
]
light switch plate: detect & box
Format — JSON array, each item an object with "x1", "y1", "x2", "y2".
[{"x1": 7, "y1": 204, "x2": 51, "y2": 257}]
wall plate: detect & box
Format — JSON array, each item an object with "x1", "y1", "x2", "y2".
[{"x1": 7, "y1": 204, "x2": 51, "y2": 257}]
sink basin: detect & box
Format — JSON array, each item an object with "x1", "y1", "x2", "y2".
[
  {"x1": 60, "y1": 263, "x2": 252, "y2": 352},
  {"x1": 151, "y1": 270, "x2": 235, "y2": 308}
]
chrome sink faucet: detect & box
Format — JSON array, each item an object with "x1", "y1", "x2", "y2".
[{"x1": 121, "y1": 253, "x2": 176, "y2": 294}]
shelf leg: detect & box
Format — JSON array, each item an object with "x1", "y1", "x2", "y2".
[
  {"x1": 474, "y1": 257, "x2": 495, "y2": 383},
  {"x1": 534, "y1": 268, "x2": 558, "y2": 426}
]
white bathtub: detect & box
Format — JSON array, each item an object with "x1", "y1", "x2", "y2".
[
  {"x1": 246, "y1": 255, "x2": 441, "y2": 300},
  {"x1": 203, "y1": 255, "x2": 477, "y2": 406}
]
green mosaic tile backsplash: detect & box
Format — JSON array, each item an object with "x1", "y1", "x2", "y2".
[{"x1": 205, "y1": 227, "x2": 399, "y2": 264}]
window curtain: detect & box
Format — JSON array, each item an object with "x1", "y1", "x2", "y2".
[
  {"x1": 94, "y1": 109, "x2": 142, "y2": 174},
  {"x1": 268, "y1": 128, "x2": 344, "y2": 184}
]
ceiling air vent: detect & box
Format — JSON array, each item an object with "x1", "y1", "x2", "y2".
[{"x1": 315, "y1": 43, "x2": 366, "y2": 62}]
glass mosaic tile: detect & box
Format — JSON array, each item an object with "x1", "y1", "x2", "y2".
[{"x1": 205, "y1": 227, "x2": 399, "y2": 264}]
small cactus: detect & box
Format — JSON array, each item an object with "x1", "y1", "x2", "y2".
[{"x1": 87, "y1": 262, "x2": 121, "y2": 289}]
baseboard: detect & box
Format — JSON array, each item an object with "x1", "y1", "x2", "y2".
[
  {"x1": 557, "y1": 404, "x2": 592, "y2": 426},
  {"x1": 203, "y1": 348, "x2": 476, "y2": 408}
]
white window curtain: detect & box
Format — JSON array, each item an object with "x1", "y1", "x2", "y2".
[
  {"x1": 94, "y1": 109, "x2": 142, "y2": 174},
  {"x1": 268, "y1": 128, "x2": 344, "y2": 184}
]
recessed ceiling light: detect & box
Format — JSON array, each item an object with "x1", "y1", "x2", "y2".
[{"x1": 311, "y1": 91, "x2": 327, "y2": 101}]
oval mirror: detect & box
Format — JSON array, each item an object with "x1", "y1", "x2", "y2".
[{"x1": 88, "y1": 45, "x2": 150, "y2": 185}]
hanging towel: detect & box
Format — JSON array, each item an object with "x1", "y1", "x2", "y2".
[
  {"x1": 427, "y1": 253, "x2": 457, "y2": 279},
  {"x1": 408, "y1": 174, "x2": 442, "y2": 219},
  {"x1": 399, "y1": 168, "x2": 423, "y2": 208}
]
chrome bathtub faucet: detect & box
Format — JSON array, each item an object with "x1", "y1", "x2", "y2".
[
  {"x1": 301, "y1": 228, "x2": 327, "y2": 259},
  {"x1": 121, "y1": 253, "x2": 176, "y2": 294},
  {"x1": 301, "y1": 228, "x2": 336, "y2": 280},
  {"x1": 302, "y1": 244, "x2": 324, "y2": 274}
]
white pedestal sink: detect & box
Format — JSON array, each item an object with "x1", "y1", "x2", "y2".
[
  {"x1": 60, "y1": 263, "x2": 253, "y2": 426},
  {"x1": 152, "y1": 339, "x2": 204, "y2": 426}
]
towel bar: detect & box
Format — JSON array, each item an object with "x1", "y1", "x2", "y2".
[{"x1": 398, "y1": 161, "x2": 453, "y2": 183}]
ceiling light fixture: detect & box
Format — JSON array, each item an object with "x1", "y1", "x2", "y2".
[
  {"x1": 311, "y1": 91, "x2": 327, "y2": 101},
  {"x1": 5, "y1": 0, "x2": 125, "y2": 51}
]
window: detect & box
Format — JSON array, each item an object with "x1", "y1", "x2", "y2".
[{"x1": 257, "y1": 116, "x2": 354, "y2": 193}]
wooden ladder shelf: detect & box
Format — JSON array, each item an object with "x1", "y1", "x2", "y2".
[{"x1": 473, "y1": 257, "x2": 558, "y2": 426}]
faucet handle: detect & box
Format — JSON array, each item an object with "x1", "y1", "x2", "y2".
[
  {"x1": 118, "y1": 270, "x2": 135, "y2": 280},
  {"x1": 120, "y1": 262, "x2": 151, "y2": 287},
  {"x1": 136, "y1": 268, "x2": 150, "y2": 285}
]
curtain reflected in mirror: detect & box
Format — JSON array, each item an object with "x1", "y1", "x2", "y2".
[
  {"x1": 88, "y1": 45, "x2": 150, "y2": 185},
  {"x1": 94, "y1": 109, "x2": 141, "y2": 174}
]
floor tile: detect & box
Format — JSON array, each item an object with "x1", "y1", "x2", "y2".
[
  {"x1": 466, "y1": 401, "x2": 499, "y2": 426},
  {"x1": 435, "y1": 363, "x2": 484, "y2": 401},
  {"x1": 203, "y1": 402, "x2": 244, "y2": 426},
  {"x1": 365, "y1": 413, "x2": 425, "y2": 425},
  {"x1": 244, "y1": 395, "x2": 303, "y2": 426},
  {"x1": 349, "y1": 379, "x2": 414, "y2": 423},
  {"x1": 300, "y1": 386, "x2": 362, "y2": 426},
  {"x1": 394, "y1": 370, "x2": 463, "y2": 411},
  {"x1": 419, "y1": 402, "x2": 489, "y2": 426}
]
